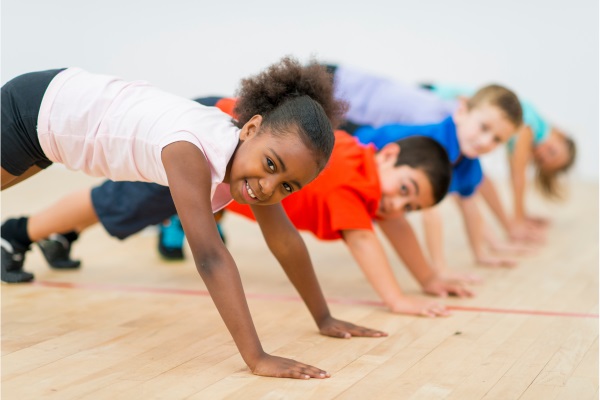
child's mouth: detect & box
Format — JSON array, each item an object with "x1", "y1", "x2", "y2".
[{"x1": 245, "y1": 180, "x2": 258, "y2": 201}]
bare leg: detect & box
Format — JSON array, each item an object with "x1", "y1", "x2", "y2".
[
  {"x1": 1, "y1": 166, "x2": 43, "y2": 190},
  {"x1": 27, "y1": 188, "x2": 99, "y2": 242}
]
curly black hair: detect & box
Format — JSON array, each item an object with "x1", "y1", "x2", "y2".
[{"x1": 233, "y1": 56, "x2": 347, "y2": 170}]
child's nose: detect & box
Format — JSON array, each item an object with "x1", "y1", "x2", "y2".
[
  {"x1": 259, "y1": 177, "x2": 275, "y2": 197},
  {"x1": 392, "y1": 197, "x2": 407, "y2": 213},
  {"x1": 478, "y1": 135, "x2": 495, "y2": 150}
]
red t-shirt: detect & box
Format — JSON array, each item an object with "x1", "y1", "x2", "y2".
[
  {"x1": 227, "y1": 130, "x2": 382, "y2": 240},
  {"x1": 214, "y1": 98, "x2": 237, "y2": 118}
]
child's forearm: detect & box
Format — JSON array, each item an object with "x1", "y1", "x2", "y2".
[
  {"x1": 510, "y1": 126, "x2": 534, "y2": 221},
  {"x1": 377, "y1": 215, "x2": 474, "y2": 298},
  {"x1": 478, "y1": 176, "x2": 511, "y2": 233},
  {"x1": 422, "y1": 207, "x2": 448, "y2": 273},
  {"x1": 269, "y1": 233, "x2": 332, "y2": 325},
  {"x1": 376, "y1": 217, "x2": 436, "y2": 286},
  {"x1": 251, "y1": 205, "x2": 331, "y2": 326},
  {"x1": 191, "y1": 246, "x2": 266, "y2": 366},
  {"x1": 342, "y1": 229, "x2": 409, "y2": 310},
  {"x1": 455, "y1": 196, "x2": 486, "y2": 260},
  {"x1": 511, "y1": 169, "x2": 527, "y2": 222}
]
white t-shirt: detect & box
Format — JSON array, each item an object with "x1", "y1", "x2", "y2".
[{"x1": 37, "y1": 68, "x2": 239, "y2": 211}]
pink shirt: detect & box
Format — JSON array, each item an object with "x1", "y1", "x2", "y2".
[{"x1": 37, "y1": 68, "x2": 239, "y2": 211}]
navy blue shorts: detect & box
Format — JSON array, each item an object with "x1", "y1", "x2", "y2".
[
  {"x1": 1, "y1": 69, "x2": 65, "y2": 175},
  {"x1": 91, "y1": 181, "x2": 177, "y2": 240}
]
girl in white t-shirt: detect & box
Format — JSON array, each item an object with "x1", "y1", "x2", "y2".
[{"x1": 1, "y1": 57, "x2": 386, "y2": 379}]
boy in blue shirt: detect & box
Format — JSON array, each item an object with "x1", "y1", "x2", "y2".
[
  {"x1": 423, "y1": 83, "x2": 576, "y2": 244},
  {"x1": 353, "y1": 84, "x2": 523, "y2": 279}
]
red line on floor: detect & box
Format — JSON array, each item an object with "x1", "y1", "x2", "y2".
[{"x1": 32, "y1": 280, "x2": 598, "y2": 319}]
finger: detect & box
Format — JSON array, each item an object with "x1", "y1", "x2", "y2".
[
  {"x1": 451, "y1": 286, "x2": 473, "y2": 297},
  {"x1": 432, "y1": 305, "x2": 452, "y2": 317},
  {"x1": 481, "y1": 259, "x2": 502, "y2": 268},
  {"x1": 324, "y1": 328, "x2": 351, "y2": 339},
  {"x1": 420, "y1": 309, "x2": 438, "y2": 318},
  {"x1": 348, "y1": 326, "x2": 388, "y2": 337},
  {"x1": 298, "y1": 365, "x2": 330, "y2": 379}
]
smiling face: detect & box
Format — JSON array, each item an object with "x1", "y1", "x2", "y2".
[
  {"x1": 375, "y1": 143, "x2": 435, "y2": 218},
  {"x1": 227, "y1": 115, "x2": 321, "y2": 206},
  {"x1": 453, "y1": 100, "x2": 518, "y2": 158},
  {"x1": 533, "y1": 130, "x2": 571, "y2": 173}
]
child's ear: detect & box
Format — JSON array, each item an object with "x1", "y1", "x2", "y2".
[
  {"x1": 375, "y1": 142, "x2": 401, "y2": 165},
  {"x1": 239, "y1": 115, "x2": 263, "y2": 141}
]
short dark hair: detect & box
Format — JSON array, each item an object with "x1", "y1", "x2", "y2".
[{"x1": 391, "y1": 136, "x2": 452, "y2": 205}]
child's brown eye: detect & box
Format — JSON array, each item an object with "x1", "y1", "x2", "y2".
[
  {"x1": 267, "y1": 158, "x2": 275, "y2": 171},
  {"x1": 283, "y1": 183, "x2": 293, "y2": 193},
  {"x1": 400, "y1": 184, "x2": 408, "y2": 195}
]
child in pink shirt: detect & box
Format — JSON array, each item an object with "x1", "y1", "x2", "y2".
[{"x1": 1, "y1": 58, "x2": 386, "y2": 379}]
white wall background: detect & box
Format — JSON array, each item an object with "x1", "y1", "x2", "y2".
[{"x1": 2, "y1": 0, "x2": 598, "y2": 180}]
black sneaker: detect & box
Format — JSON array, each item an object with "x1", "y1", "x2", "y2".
[
  {"x1": 1, "y1": 238, "x2": 34, "y2": 283},
  {"x1": 37, "y1": 234, "x2": 81, "y2": 269}
]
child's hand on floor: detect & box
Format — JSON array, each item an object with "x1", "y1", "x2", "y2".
[
  {"x1": 250, "y1": 353, "x2": 330, "y2": 379},
  {"x1": 318, "y1": 316, "x2": 388, "y2": 338},
  {"x1": 489, "y1": 238, "x2": 538, "y2": 256},
  {"x1": 509, "y1": 220, "x2": 546, "y2": 244},
  {"x1": 476, "y1": 254, "x2": 517, "y2": 268},
  {"x1": 524, "y1": 214, "x2": 551, "y2": 229},
  {"x1": 438, "y1": 270, "x2": 483, "y2": 285},
  {"x1": 422, "y1": 276, "x2": 474, "y2": 298},
  {"x1": 389, "y1": 296, "x2": 451, "y2": 317}
]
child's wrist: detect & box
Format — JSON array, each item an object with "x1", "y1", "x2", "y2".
[
  {"x1": 242, "y1": 348, "x2": 269, "y2": 370},
  {"x1": 419, "y1": 271, "x2": 439, "y2": 288},
  {"x1": 315, "y1": 313, "x2": 334, "y2": 329}
]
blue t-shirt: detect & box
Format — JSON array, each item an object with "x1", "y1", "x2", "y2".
[{"x1": 354, "y1": 117, "x2": 483, "y2": 198}]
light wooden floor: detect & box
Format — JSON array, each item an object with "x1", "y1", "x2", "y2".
[{"x1": 2, "y1": 166, "x2": 598, "y2": 400}]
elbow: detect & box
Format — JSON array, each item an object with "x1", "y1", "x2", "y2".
[{"x1": 192, "y1": 247, "x2": 229, "y2": 278}]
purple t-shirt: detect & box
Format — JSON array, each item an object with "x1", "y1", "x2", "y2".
[{"x1": 333, "y1": 65, "x2": 455, "y2": 127}]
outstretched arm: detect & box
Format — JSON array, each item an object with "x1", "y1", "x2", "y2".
[
  {"x1": 510, "y1": 126, "x2": 549, "y2": 238},
  {"x1": 251, "y1": 203, "x2": 387, "y2": 337},
  {"x1": 478, "y1": 175, "x2": 512, "y2": 234},
  {"x1": 478, "y1": 177, "x2": 539, "y2": 255},
  {"x1": 342, "y1": 228, "x2": 449, "y2": 317},
  {"x1": 163, "y1": 141, "x2": 327, "y2": 379},
  {"x1": 510, "y1": 125, "x2": 533, "y2": 221},
  {"x1": 422, "y1": 206, "x2": 447, "y2": 274},
  {"x1": 421, "y1": 205, "x2": 481, "y2": 283},
  {"x1": 376, "y1": 215, "x2": 473, "y2": 297},
  {"x1": 455, "y1": 194, "x2": 516, "y2": 268}
]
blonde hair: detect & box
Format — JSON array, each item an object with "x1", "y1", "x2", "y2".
[
  {"x1": 535, "y1": 132, "x2": 577, "y2": 199},
  {"x1": 467, "y1": 84, "x2": 523, "y2": 128}
]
